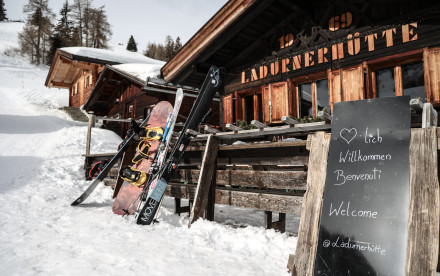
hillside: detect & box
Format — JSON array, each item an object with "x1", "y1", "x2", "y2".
[{"x1": 0, "y1": 22, "x2": 296, "y2": 275}]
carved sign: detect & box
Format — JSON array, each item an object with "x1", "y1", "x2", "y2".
[{"x1": 242, "y1": 22, "x2": 418, "y2": 84}]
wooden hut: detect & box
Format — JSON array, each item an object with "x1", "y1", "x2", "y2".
[
  {"x1": 162, "y1": 0, "x2": 440, "y2": 128},
  {"x1": 83, "y1": 64, "x2": 220, "y2": 137},
  {"x1": 45, "y1": 47, "x2": 163, "y2": 108}
]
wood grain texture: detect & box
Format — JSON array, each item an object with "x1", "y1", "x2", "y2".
[
  {"x1": 405, "y1": 128, "x2": 439, "y2": 275},
  {"x1": 189, "y1": 135, "x2": 219, "y2": 227},
  {"x1": 291, "y1": 132, "x2": 330, "y2": 276}
]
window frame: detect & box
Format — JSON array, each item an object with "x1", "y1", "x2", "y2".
[{"x1": 290, "y1": 71, "x2": 328, "y2": 118}]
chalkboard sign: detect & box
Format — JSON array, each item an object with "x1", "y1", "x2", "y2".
[{"x1": 314, "y1": 97, "x2": 411, "y2": 275}]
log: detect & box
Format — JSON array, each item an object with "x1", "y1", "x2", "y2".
[
  {"x1": 172, "y1": 169, "x2": 308, "y2": 190},
  {"x1": 165, "y1": 184, "x2": 303, "y2": 214},
  {"x1": 189, "y1": 135, "x2": 219, "y2": 227},
  {"x1": 405, "y1": 128, "x2": 439, "y2": 275},
  {"x1": 291, "y1": 132, "x2": 330, "y2": 276}
]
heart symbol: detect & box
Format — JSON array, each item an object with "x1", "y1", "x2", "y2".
[{"x1": 339, "y1": 128, "x2": 357, "y2": 144}]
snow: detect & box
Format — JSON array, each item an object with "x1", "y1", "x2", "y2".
[
  {"x1": 112, "y1": 63, "x2": 164, "y2": 81},
  {"x1": 60, "y1": 46, "x2": 164, "y2": 65},
  {"x1": 0, "y1": 22, "x2": 297, "y2": 275}
]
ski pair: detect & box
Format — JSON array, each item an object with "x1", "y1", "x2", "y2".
[{"x1": 136, "y1": 65, "x2": 223, "y2": 225}]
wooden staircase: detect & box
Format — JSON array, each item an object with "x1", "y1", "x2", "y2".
[{"x1": 60, "y1": 106, "x2": 89, "y2": 123}]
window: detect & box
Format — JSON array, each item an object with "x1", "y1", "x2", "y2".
[
  {"x1": 234, "y1": 87, "x2": 263, "y2": 123},
  {"x1": 295, "y1": 77, "x2": 329, "y2": 118},
  {"x1": 299, "y1": 83, "x2": 313, "y2": 117},
  {"x1": 402, "y1": 61, "x2": 425, "y2": 102},
  {"x1": 316, "y1": 79, "x2": 329, "y2": 113},
  {"x1": 369, "y1": 55, "x2": 426, "y2": 102},
  {"x1": 375, "y1": 67, "x2": 395, "y2": 98}
]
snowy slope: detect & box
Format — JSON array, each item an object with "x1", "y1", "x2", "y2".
[{"x1": 0, "y1": 23, "x2": 297, "y2": 275}]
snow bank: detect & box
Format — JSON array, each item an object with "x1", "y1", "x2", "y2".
[
  {"x1": 0, "y1": 22, "x2": 297, "y2": 275},
  {"x1": 113, "y1": 62, "x2": 164, "y2": 80},
  {"x1": 60, "y1": 46, "x2": 163, "y2": 65}
]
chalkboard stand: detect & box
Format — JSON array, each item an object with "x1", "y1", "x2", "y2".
[{"x1": 288, "y1": 126, "x2": 439, "y2": 275}]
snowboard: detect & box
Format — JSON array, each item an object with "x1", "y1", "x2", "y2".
[
  {"x1": 136, "y1": 65, "x2": 222, "y2": 225},
  {"x1": 112, "y1": 101, "x2": 172, "y2": 215}
]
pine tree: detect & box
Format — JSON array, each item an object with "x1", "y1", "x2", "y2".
[
  {"x1": 126, "y1": 35, "x2": 138, "y2": 52},
  {"x1": 0, "y1": 0, "x2": 8, "y2": 21},
  {"x1": 19, "y1": 0, "x2": 54, "y2": 64},
  {"x1": 88, "y1": 6, "x2": 112, "y2": 48},
  {"x1": 174, "y1": 36, "x2": 182, "y2": 55},
  {"x1": 47, "y1": 0, "x2": 74, "y2": 64},
  {"x1": 164, "y1": 35, "x2": 175, "y2": 60}
]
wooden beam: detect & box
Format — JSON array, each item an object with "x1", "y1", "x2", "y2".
[
  {"x1": 85, "y1": 114, "x2": 95, "y2": 155},
  {"x1": 189, "y1": 135, "x2": 219, "y2": 227},
  {"x1": 406, "y1": 128, "x2": 439, "y2": 275},
  {"x1": 165, "y1": 184, "x2": 303, "y2": 214},
  {"x1": 291, "y1": 132, "x2": 330, "y2": 276},
  {"x1": 172, "y1": 169, "x2": 308, "y2": 190},
  {"x1": 50, "y1": 81, "x2": 71, "y2": 88},
  {"x1": 193, "y1": 121, "x2": 330, "y2": 140},
  {"x1": 422, "y1": 103, "x2": 438, "y2": 128}
]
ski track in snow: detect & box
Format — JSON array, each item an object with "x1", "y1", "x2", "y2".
[{"x1": 0, "y1": 22, "x2": 297, "y2": 275}]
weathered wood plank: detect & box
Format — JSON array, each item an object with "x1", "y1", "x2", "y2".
[
  {"x1": 189, "y1": 135, "x2": 220, "y2": 227},
  {"x1": 422, "y1": 103, "x2": 438, "y2": 128},
  {"x1": 172, "y1": 169, "x2": 308, "y2": 190},
  {"x1": 184, "y1": 139, "x2": 308, "y2": 152},
  {"x1": 165, "y1": 184, "x2": 303, "y2": 214},
  {"x1": 406, "y1": 128, "x2": 439, "y2": 275},
  {"x1": 86, "y1": 114, "x2": 95, "y2": 155},
  {"x1": 291, "y1": 132, "x2": 330, "y2": 276},
  {"x1": 194, "y1": 121, "x2": 330, "y2": 140},
  {"x1": 215, "y1": 189, "x2": 303, "y2": 214}
]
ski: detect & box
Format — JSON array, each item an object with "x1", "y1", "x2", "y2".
[
  {"x1": 136, "y1": 65, "x2": 222, "y2": 225},
  {"x1": 71, "y1": 115, "x2": 151, "y2": 206},
  {"x1": 113, "y1": 89, "x2": 184, "y2": 215}
]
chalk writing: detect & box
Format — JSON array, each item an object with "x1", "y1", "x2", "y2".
[
  {"x1": 329, "y1": 201, "x2": 378, "y2": 219},
  {"x1": 322, "y1": 237, "x2": 386, "y2": 256},
  {"x1": 339, "y1": 128, "x2": 357, "y2": 144},
  {"x1": 339, "y1": 149, "x2": 392, "y2": 163},
  {"x1": 334, "y1": 168, "x2": 382, "y2": 186},
  {"x1": 364, "y1": 127, "x2": 383, "y2": 144}
]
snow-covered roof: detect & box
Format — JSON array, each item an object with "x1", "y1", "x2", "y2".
[
  {"x1": 59, "y1": 46, "x2": 163, "y2": 65},
  {"x1": 112, "y1": 63, "x2": 164, "y2": 81}
]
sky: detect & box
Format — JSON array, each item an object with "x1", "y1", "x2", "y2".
[{"x1": 4, "y1": 0, "x2": 229, "y2": 51}]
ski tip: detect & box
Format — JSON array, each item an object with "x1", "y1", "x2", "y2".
[{"x1": 71, "y1": 198, "x2": 82, "y2": 206}]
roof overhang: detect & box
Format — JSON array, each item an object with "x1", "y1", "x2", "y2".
[
  {"x1": 45, "y1": 49, "x2": 106, "y2": 89},
  {"x1": 161, "y1": 0, "x2": 258, "y2": 85}
]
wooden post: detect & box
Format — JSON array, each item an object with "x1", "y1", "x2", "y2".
[
  {"x1": 251, "y1": 120, "x2": 269, "y2": 128},
  {"x1": 86, "y1": 114, "x2": 96, "y2": 155},
  {"x1": 289, "y1": 132, "x2": 330, "y2": 275},
  {"x1": 204, "y1": 164, "x2": 217, "y2": 221},
  {"x1": 188, "y1": 135, "x2": 219, "y2": 227},
  {"x1": 422, "y1": 103, "x2": 438, "y2": 128},
  {"x1": 405, "y1": 127, "x2": 439, "y2": 275},
  {"x1": 225, "y1": 123, "x2": 243, "y2": 131},
  {"x1": 281, "y1": 116, "x2": 299, "y2": 126},
  {"x1": 204, "y1": 125, "x2": 221, "y2": 134},
  {"x1": 317, "y1": 111, "x2": 332, "y2": 122}
]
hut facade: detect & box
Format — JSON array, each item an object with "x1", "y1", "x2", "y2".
[{"x1": 162, "y1": 0, "x2": 440, "y2": 127}]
